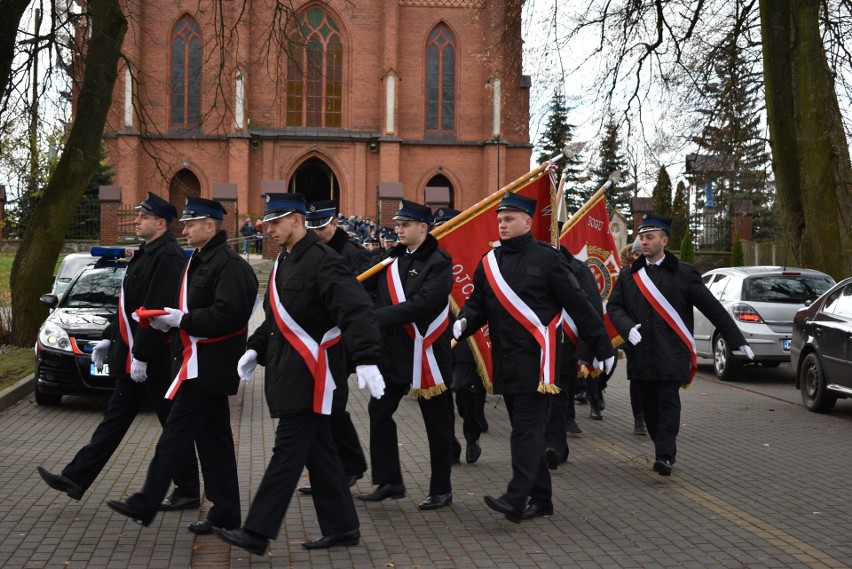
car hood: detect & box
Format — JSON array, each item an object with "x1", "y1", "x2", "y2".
[{"x1": 46, "y1": 308, "x2": 112, "y2": 335}]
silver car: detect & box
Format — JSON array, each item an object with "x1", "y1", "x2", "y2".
[{"x1": 693, "y1": 266, "x2": 835, "y2": 380}]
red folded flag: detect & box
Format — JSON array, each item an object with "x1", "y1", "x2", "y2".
[{"x1": 134, "y1": 308, "x2": 169, "y2": 329}]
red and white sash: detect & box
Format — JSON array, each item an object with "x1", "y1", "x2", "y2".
[
  {"x1": 269, "y1": 257, "x2": 341, "y2": 415},
  {"x1": 483, "y1": 250, "x2": 559, "y2": 392},
  {"x1": 117, "y1": 284, "x2": 133, "y2": 373},
  {"x1": 559, "y1": 309, "x2": 579, "y2": 345},
  {"x1": 166, "y1": 255, "x2": 246, "y2": 399},
  {"x1": 632, "y1": 266, "x2": 698, "y2": 385},
  {"x1": 386, "y1": 257, "x2": 449, "y2": 398}
]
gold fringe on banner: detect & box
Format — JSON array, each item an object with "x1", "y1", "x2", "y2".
[{"x1": 537, "y1": 382, "x2": 561, "y2": 395}]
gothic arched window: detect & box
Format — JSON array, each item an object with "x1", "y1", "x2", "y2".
[
  {"x1": 170, "y1": 15, "x2": 202, "y2": 127},
  {"x1": 286, "y1": 8, "x2": 343, "y2": 127},
  {"x1": 425, "y1": 24, "x2": 456, "y2": 131}
]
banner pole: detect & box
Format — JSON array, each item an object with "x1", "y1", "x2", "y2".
[{"x1": 559, "y1": 171, "x2": 621, "y2": 239}]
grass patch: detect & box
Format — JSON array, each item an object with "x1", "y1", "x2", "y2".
[
  {"x1": 0, "y1": 345, "x2": 34, "y2": 391},
  {"x1": 0, "y1": 252, "x2": 14, "y2": 301}
]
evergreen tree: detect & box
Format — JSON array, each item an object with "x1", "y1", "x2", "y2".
[
  {"x1": 692, "y1": 32, "x2": 773, "y2": 242},
  {"x1": 680, "y1": 227, "x2": 696, "y2": 264},
  {"x1": 731, "y1": 234, "x2": 744, "y2": 266},
  {"x1": 670, "y1": 180, "x2": 689, "y2": 246},
  {"x1": 652, "y1": 166, "x2": 673, "y2": 217},
  {"x1": 590, "y1": 114, "x2": 631, "y2": 217},
  {"x1": 536, "y1": 91, "x2": 583, "y2": 214}
]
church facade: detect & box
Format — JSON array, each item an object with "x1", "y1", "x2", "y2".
[{"x1": 100, "y1": 0, "x2": 532, "y2": 224}]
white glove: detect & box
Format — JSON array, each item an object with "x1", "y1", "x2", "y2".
[
  {"x1": 237, "y1": 349, "x2": 258, "y2": 382},
  {"x1": 740, "y1": 345, "x2": 755, "y2": 360},
  {"x1": 130, "y1": 357, "x2": 148, "y2": 382},
  {"x1": 628, "y1": 324, "x2": 642, "y2": 346},
  {"x1": 91, "y1": 339, "x2": 110, "y2": 368},
  {"x1": 356, "y1": 365, "x2": 385, "y2": 399},
  {"x1": 602, "y1": 356, "x2": 615, "y2": 374},
  {"x1": 149, "y1": 307, "x2": 185, "y2": 332},
  {"x1": 452, "y1": 318, "x2": 467, "y2": 340}
]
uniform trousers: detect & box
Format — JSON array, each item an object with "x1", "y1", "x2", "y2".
[
  {"x1": 544, "y1": 361, "x2": 578, "y2": 462},
  {"x1": 452, "y1": 364, "x2": 484, "y2": 444},
  {"x1": 330, "y1": 408, "x2": 368, "y2": 478},
  {"x1": 125, "y1": 388, "x2": 240, "y2": 527},
  {"x1": 629, "y1": 379, "x2": 644, "y2": 418},
  {"x1": 245, "y1": 413, "x2": 358, "y2": 539},
  {"x1": 62, "y1": 373, "x2": 199, "y2": 497},
  {"x1": 502, "y1": 392, "x2": 552, "y2": 511},
  {"x1": 635, "y1": 379, "x2": 680, "y2": 461},
  {"x1": 367, "y1": 382, "x2": 454, "y2": 496}
]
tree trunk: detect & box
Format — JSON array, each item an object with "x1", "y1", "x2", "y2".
[
  {"x1": 760, "y1": 0, "x2": 852, "y2": 279},
  {"x1": 0, "y1": 0, "x2": 30, "y2": 105},
  {"x1": 9, "y1": 0, "x2": 127, "y2": 346}
]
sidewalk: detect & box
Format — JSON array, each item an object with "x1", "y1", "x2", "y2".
[{"x1": 2, "y1": 310, "x2": 852, "y2": 567}]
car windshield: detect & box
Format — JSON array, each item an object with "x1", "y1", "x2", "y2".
[
  {"x1": 62, "y1": 266, "x2": 124, "y2": 309},
  {"x1": 742, "y1": 275, "x2": 835, "y2": 303}
]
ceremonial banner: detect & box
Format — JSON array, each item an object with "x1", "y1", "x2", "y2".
[
  {"x1": 436, "y1": 173, "x2": 554, "y2": 386},
  {"x1": 559, "y1": 193, "x2": 624, "y2": 377}
]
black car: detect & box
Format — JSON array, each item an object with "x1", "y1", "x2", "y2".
[
  {"x1": 791, "y1": 277, "x2": 852, "y2": 412},
  {"x1": 34, "y1": 256, "x2": 127, "y2": 406}
]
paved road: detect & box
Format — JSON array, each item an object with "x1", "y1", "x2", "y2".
[{"x1": 2, "y1": 337, "x2": 851, "y2": 568}]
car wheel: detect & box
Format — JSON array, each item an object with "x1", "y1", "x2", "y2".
[
  {"x1": 799, "y1": 352, "x2": 836, "y2": 413},
  {"x1": 34, "y1": 377, "x2": 62, "y2": 406},
  {"x1": 713, "y1": 334, "x2": 742, "y2": 381}
]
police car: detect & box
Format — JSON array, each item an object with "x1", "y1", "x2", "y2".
[{"x1": 34, "y1": 247, "x2": 128, "y2": 406}]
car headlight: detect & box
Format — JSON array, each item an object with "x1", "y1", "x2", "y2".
[{"x1": 38, "y1": 323, "x2": 73, "y2": 352}]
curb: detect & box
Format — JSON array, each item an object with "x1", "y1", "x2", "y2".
[{"x1": 0, "y1": 373, "x2": 34, "y2": 412}]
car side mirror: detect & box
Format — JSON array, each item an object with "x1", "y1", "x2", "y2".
[{"x1": 39, "y1": 294, "x2": 59, "y2": 308}]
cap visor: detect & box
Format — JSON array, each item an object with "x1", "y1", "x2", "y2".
[
  {"x1": 305, "y1": 217, "x2": 333, "y2": 228},
  {"x1": 179, "y1": 213, "x2": 209, "y2": 221},
  {"x1": 262, "y1": 210, "x2": 295, "y2": 222}
]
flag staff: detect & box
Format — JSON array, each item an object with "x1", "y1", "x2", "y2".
[{"x1": 559, "y1": 170, "x2": 621, "y2": 238}]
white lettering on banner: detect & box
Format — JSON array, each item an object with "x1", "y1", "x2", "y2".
[
  {"x1": 587, "y1": 216, "x2": 603, "y2": 230},
  {"x1": 452, "y1": 264, "x2": 475, "y2": 297}
]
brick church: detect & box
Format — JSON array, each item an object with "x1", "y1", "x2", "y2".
[{"x1": 99, "y1": 0, "x2": 532, "y2": 228}]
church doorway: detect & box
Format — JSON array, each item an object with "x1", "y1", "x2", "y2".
[
  {"x1": 168, "y1": 168, "x2": 201, "y2": 214},
  {"x1": 289, "y1": 157, "x2": 340, "y2": 203}
]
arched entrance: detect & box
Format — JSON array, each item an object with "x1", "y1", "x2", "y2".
[
  {"x1": 289, "y1": 157, "x2": 340, "y2": 203},
  {"x1": 168, "y1": 168, "x2": 201, "y2": 214},
  {"x1": 424, "y1": 174, "x2": 454, "y2": 209}
]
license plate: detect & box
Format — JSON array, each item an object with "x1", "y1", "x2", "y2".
[
  {"x1": 90, "y1": 363, "x2": 110, "y2": 376},
  {"x1": 782, "y1": 339, "x2": 791, "y2": 351}
]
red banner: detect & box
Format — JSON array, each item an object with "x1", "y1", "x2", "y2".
[
  {"x1": 436, "y1": 174, "x2": 554, "y2": 384},
  {"x1": 558, "y1": 194, "x2": 625, "y2": 358}
]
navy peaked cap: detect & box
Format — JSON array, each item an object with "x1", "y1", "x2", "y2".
[
  {"x1": 263, "y1": 193, "x2": 307, "y2": 222},
  {"x1": 432, "y1": 207, "x2": 461, "y2": 226},
  {"x1": 392, "y1": 199, "x2": 432, "y2": 223},
  {"x1": 180, "y1": 196, "x2": 226, "y2": 221},
  {"x1": 496, "y1": 192, "x2": 537, "y2": 217},
  {"x1": 638, "y1": 213, "x2": 672, "y2": 235},
  {"x1": 305, "y1": 200, "x2": 338, "y2": 228},
  {"x1": 136, "y1": 192, "x2": 178, "y2": 222}
]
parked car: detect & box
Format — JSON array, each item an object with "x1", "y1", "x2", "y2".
[
  {"x1": 51, "y1": 252, "x2": 96, "y2": 297},
  {"x1": 34, "y1": 253, "x2": 127, "y2": 406},
  {"x1": 693, "y1": 266, "x2": 835, "y2": 380},
  {"x1": 791, "y1": 277, "x2": 852, "y2": 412}
]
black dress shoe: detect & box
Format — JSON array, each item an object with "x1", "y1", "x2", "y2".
[
  {"x1": 159, "y1": 494, "x2": 201, "y2": 511},
  {"x1": 483, "y1": 495, "x2": 523, "y2": 524},
  {"x1": 653, "y1": 459, "x2": 672, "y2": 476},
  {"x1": 356, "y1": 483, "x2": 405, "y2": 501},
  {"x1": 465, "y1": 440, "x2": 482, "y2": 464},
  {"x1": 521, "y1": 503, "x2": 554, "y2": 519},
  {"x1": 545, "y1": 447, "x2": 559, "y2": 471},
  {"x1": 189, "y1": 519, "x2": 238, "y2": 534},
  {"x1": 37, "y1": 466, "x2": 83, "y2": 501},
  {"x1": 302, "y1": 528, "x2": 360, "y2": 549},
  {"x1": 418, "y1": 493, "x2": 452, "y2": 510},
  {"x1": 106, "y1": 499, "x2": 153, "y2": 527},
  {"x1": 633, "y1": 416, "x2": 647, "y2": 435},
  {"x1": 213, "y1": 527, "x2": 268, "y2": 556},
  {"x1": 297, "y1": 485, "x2": 313, "y2": 495}
]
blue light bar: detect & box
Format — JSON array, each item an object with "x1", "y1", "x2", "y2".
[{"x1": 90, "y1": 246, "x2": 127, "y2": 259}]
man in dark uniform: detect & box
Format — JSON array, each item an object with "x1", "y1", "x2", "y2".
[
  {"x1": 106, "y1": 196, "x2": 258, "y2": 533},
  {"x1": 364, "y1": 235, "x2": 383, "y2": 260},
  {"x1": 357, "y1": 200, "x2": 455, "y2": 511},
  {"x1": 37, "y1": 193, "x2": 200, "y2": 509},
  {"x1": 455, "y1": 192, "x2": 615, "y2": 522},
  {"x1": 296, "y1": 199, "x2": 371, "y2": 495},
  {"x1": 213, "y1": 193, "x2": 384, "y2": 556},
  {"x1": 432, "y1": 207, "x2": 487, "y2": 465},
  {"x1": 608, "y1": 213, "x2": 753, "y2": 476},
  {"x1": 543, "y1": 246, "x2": 607, "y2": 469}
]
